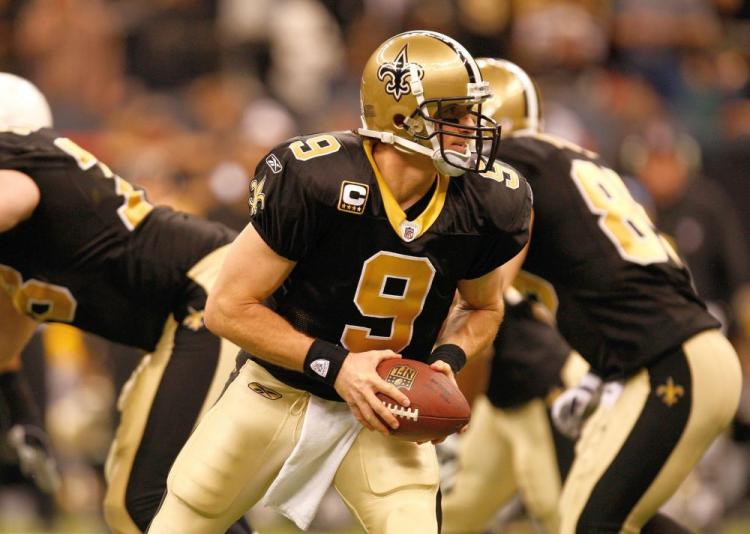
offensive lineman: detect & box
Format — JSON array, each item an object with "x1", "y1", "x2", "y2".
[
  {"x1": 460, "y1": 58, "x2": 741, "y2": 534},
  {"x1": 0, "y1": 73, "x2": 252, "y2": 534},
  {"x1": 148, "y1": 31, "x2": 532, "y2": 534}
]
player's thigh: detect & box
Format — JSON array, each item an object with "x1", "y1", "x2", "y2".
[
  {"x1": 621, "y1": 329, "x2": 741, "y2": 531},
  {"x1": 165, "y1": 360, "x2": 307, "y2": 524},
  {"x1": 104, "y1": 317, "x2": 180, "y2": 533},
  {"x1": 442, "y1": 396, "x2": 515, "y2": 534},
  {"x1": 560, "y1": 330, "x2": 741, "y2": 534},
  {"x1": 334, "y1": 429, "x2": 440, "y2": 534},
  {"x1": 506, "y1": 398, "x2": 562, "y2": 527}
]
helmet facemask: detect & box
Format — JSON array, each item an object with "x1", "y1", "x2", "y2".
[{"x1": 403, "y1": 87, "x2": 501, "y2": 176}]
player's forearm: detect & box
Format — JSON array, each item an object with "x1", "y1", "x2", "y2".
[
  {"x1": 204, "y1": 295, "x2": 314, "y2": 371},
  {"x1": 436, "y1": 300, "x2": 504, "y2": 361}
]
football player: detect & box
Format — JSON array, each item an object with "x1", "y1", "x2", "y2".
[
  {"x1": 442, "y1": 287, "x2": 586, "y2": 533},
  {"x1": 0, "y1": 73, "x2": 253, "y2": 534},
  {"x1": 474, "y1": 58, "x2": 742, "y2": 533},
  {"x1": 148, "y1": 31, "x2": 532, "y2": 534}
]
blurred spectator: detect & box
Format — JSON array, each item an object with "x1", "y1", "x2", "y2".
[
  {"x1": 13, "y1": 0, "x2": 125, "y2": 128},
  {"x1": 612, "y1": 0, "x2": 722, "y2": 100},
  {"x1": 121, "y1": 0, "x2": 220, "y2": 90}
]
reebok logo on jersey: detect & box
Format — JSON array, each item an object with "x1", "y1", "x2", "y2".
[
  {"x1": 310, "y1": 358, "x2": 330, "y2": 378},
  {"x1": 265, "y1": 154, "x2": 283, "y2": 174},
  {"x1": 338, "y1": 181, "x2": 369, "y2": 215}
]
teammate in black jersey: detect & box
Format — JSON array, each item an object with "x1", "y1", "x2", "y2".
[
  {"x1": 149, "y1": 31, "x2": 532, "y2": 534},
  {"x1": 442, "y1": 287, "x2": 583, "y2": 533},
  {"x1": 442, "y1": 287, "x2": 585, "y2": 533},
  {"x1": 0, "y1": 73, "x2": 252, "y2": 534},
  {"x1": 475, "y1": 58, "x2": 742, "y2": 533}
]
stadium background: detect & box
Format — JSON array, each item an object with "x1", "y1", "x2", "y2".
[{"x1": 1, "y1": 0, "x2": 750, "y2": 532}]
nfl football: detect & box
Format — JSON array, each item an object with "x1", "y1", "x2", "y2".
[{"x1": 376, "y1": 358, "x2": 470, "y2": 442}]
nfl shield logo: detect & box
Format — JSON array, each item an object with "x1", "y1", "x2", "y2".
[{"x1": 399, "y1": 220, "x2": 420, "y2": 242}]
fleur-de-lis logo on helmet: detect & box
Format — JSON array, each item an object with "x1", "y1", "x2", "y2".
[
  {"x1": 249, "y1": 175, "x2": 266, "y2": 216},
  {"x1": 377, "y1": 45, "x2": 424, "y2": 102}
]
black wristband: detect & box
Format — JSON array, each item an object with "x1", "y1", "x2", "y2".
[
  {"x1": 428, "y1": 344, "x2": 467, "y2": 374},
  {"x1": 303, "y1": 339, "x2": 349, "y2": 387}
]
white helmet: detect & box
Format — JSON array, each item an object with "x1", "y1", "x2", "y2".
[{"x1": 0, "y1": 73, "x2": 53, "y2": 130}]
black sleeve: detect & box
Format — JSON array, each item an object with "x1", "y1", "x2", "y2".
[
  {"x1": 464, "y1": 179, "x2": 533, "y2": 279},
  {"x1": 248, "y1": 146, "x2": 328, "y2": 261}
]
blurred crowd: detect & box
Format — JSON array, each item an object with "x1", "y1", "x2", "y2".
[{"x1": 1, "y1": 0, "x2": 750, "y2": 532}]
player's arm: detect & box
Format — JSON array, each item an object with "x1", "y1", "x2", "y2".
[
  {"x1": 0, "y1": 170, "x2": 40, "y2": 233},
  {"x1": 204, "y1": 223, "x2": 409, "y2": 434},
  {"x1": 431, "y1": 265, "x2": 505, "y2": 383}
]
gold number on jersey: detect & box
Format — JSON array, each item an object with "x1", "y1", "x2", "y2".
[
  {"x1": 53, "y1": 137, "x2": 153, "y2": 230},
  {"x1": 480, "y1": 160, "x2": 520, "y2": 189},
  {"x1": 0, "y1": 264, "x2": 77, "y2": 322},
  {"x1": 341, "y1": 252, "x2": 436, "y2": 353},
  {"x1": 571, "y1": 159, "x2": 681, "y2": 265},
  {"x1": 289, "y1": 134, "x2": 342, "y2": 161}
]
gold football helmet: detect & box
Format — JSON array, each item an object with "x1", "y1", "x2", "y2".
[
  {"x1": 359, "y1": 31, "x2": 500, "y2": 176},
  {"x1": 476, "y1": 58, "x2": 542, "y2": 136},
  {"x1": 0, "y1": 73, "x2": 53, "y2": 130}
]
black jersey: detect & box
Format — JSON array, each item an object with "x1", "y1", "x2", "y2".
[
  {"x1": 245, "y1": 131, "x2": 532, "y2": 400},
  {"x1": 0, "y1": 128, "x2": 236, "y2": 351},
  {"x1": 496, "y1": 132, "x2": 718, "y2": 378},
  {"x1": 486, "y1": 297, "x2": 570, "y2": 409}
]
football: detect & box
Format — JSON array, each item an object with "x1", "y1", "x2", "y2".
[{"x1": 376, "y1": 358, "x2": 470, "y2": 442}]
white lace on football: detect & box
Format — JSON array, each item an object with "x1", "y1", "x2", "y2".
[{"x1": 383, "y1": 402, "x2": 419, "y2": 422}]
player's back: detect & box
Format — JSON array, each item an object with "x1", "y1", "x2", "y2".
[
  {"x1": 496, "y1": 132, "x2": 718, "y2": 377},
  {"x1": 0, "y1": 128, "x2": 236, "y2": 351}
]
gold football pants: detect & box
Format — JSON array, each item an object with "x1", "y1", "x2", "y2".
[
  {"x1": 103, "y1": 246, "x2": 240, "y2": 533},
  {"x1": 560, "y1": 329, "x2": 742, "y2": 533},
  {"x1": 148, "y1": 359, "x2": 442, "y2": 534},
  {"x1": 442, "y1": 395, "x2": 562, "y2": 533}
]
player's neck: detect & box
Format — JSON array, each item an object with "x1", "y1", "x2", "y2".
[{"x1": 372, "y1": 143, "x2": 437, "y2": 211}]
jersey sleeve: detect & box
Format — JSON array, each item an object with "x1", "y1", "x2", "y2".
[
  {"x1": 464, "y1": 176, "x2": 533, "y2": 279},
  {"x1": 248, "y1": 144, "x2": 328, "y2": 261}
]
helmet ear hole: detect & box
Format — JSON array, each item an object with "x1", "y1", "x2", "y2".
[{"x1": 393, "y1": 114, "x2": 405, "y2": 127}]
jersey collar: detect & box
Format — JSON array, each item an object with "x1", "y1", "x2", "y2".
[{"x1": 363, "y1": 140, "x2": 448, "y2": 242}]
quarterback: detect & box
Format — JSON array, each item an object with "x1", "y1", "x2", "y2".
[
  {"x1": 0, "y1": 73, "x2": 252, "y2": 534},
  {"x1": 449, "y1": 58, "x2": 741, "y2": 534},
  {"x1": 148, "y1": 31, "x2": 532, "y2": 534}
]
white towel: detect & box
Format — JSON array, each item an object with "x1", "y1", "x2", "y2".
[{"x1": 261, "y1": 395, "x2": 362, "y2": 530}]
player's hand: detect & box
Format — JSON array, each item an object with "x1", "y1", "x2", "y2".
[
  {"x1": 334, "y1": 350, "x2": 410, "y2": 436},
  {"x1": 425, "y1": 360, "x2": 463, "y2": 443},
  {"x1": 7, "y1": 424, "x2": 61, "y2": 493},
  {"x1": 551, "y1": 372, "x2": 602, "y2": 439}
]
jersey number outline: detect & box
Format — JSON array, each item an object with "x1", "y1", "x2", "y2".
[
  {"x1": 0, "y1": 264, "x2": 77, "y2": 322},
  {"x1": 570, "y1": 159, "x2": 681, "y2": 266},
  {"x1": 480, "y1": 160, "x2": 520, "y2": 189},
  {"x1": 341, "y1": 252, "x2": 436, "y2": 353},
  {"x1": 289, "y1": 134, "x2": 342, "y2": 161},
  {"x1": 53, "y1": 137, "x2": 154, "y2": 230}
]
